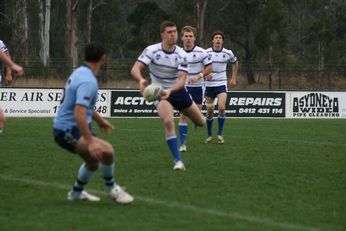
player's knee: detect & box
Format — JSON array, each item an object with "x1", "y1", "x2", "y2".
[
  {"x1": 85, "y1": 161, "x2": 98, "y2": 171},
  {"x1": 162, "y1": 117, "x2": 174, "y2": 129},
  {"x1": 179, "y1": 114, "x2": 188, "y2": 123},
  {"x1": 205, "y1": 102, "x2": 214, "y2": 110},
  {"x1": 219, "y1": 108, "x2": 225, "y2": 116},
  {"x1": 196, "y1": 116, "x2": 206, "y2": 127}
]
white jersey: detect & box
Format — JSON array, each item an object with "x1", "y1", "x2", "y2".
[
  {"x1": 205, "y1": 47, "x2": 237, "y2": 87},
  {"x1": 0, "y1": 40, "x2": 8, "y2": 53},
  {"x1": 137, "y1": 42, "x2": 188, "y2": 89},
  {"x1": 185, "y1": 46, "x2": 212, "y2": 87},
  {"x1": 0, "y1": 40, "x2": 9, "y2": 84}
]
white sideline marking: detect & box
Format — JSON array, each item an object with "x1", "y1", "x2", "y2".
[{"x1": 0, "y1": 174, "x2": 323, "y2": 231}]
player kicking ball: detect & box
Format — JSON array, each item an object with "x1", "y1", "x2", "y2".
[{"x1": 131, "y1": 21, "x2": 206, "y2": 171}]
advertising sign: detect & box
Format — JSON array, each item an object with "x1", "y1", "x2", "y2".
[
  {"x1": 0, "y1": 88, "x2": 110, "y2": 117},
  {"x1": 110, "y1": 90, "x2": 157, "y2": 117},
  {"x1": 227, "y1": 91, "x2": 285, "y2": 117},
  {"x1": 289, "y1": 92, "x2": 346, "y2": 118}
]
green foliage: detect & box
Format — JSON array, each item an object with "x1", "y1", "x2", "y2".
[
  {"x1": 255, "y1": 0, "x2": 288, "y2": 64},
  {"x1": 127, "y1": 1, "x2": 169, "y2": 49}
]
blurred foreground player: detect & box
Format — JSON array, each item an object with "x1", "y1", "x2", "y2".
[{"x1": 53, "y1": 42, "x2": 133, "y2": 203}]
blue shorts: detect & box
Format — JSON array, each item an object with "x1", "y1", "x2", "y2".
[
  {"x1": 53, "y1": 124, "x2": 95, "y2": 153},
  {"x1": 167, "y1": 88, "x2": 193, "y2": 111},
  {"x1": 205, "y1": 85, "x2": 227, "y2": 99},
  {"x1": 186, "y1": 86, "x2": 203, "y2": 104}
]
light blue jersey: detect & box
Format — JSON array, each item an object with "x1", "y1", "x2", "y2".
[{"x1": 54, "y1": 65, "x2": 98, "y2": 130}]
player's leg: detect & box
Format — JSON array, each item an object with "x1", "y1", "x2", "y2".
[
  {"x1": 178, "y1": 113, "x2": 188, "y2": 152},
  {"x1": 216, "y1": 92, "x2": 227, "y2": 144},
  {"x1": 181, "y1": 101, "x2": 205, "y2": 126},
  {"x1": 58, "y1": 133, "x2": 100, "y2": 202},
  {"x1": 0, "y1": 107, "x2": 5, "y2": 133},
  {"x1": 205, "y1": 96, "x2": 215, "y2": 143},
  {"x1": 76, "y1": 137, "x2": 133, "y2": 203},
  {"x1": 157, "y1": 100, "x2": 185, "y2": 170}
]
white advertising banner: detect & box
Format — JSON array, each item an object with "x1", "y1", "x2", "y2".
[
  {"x1": 1, "y1": 88, "x2": 346, "y2": 119},
  {"x1": 0, "y1": 88, "x2": 110, "y2": 117},
  {"x1": 287, "y1": 91, "x2": 346, "y2": 119}
]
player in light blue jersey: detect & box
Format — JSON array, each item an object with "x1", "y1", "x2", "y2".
[
  {"x1": 204, "y1": 31, "x2": 239, "y2": 144},
  {"x1": 178, "y1": 26, "x2": 212, "y2": 152},
  {"x1": 131, "y1": 21, "x2": 206, "y2": 171},
  {"x1": 53, "y1": 42, "x2": 133, "y2": 203}
]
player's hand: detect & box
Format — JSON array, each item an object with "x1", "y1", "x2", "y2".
[
  {"x1": 204, "y1": 73, "x2": 212, "y2": 81},
  {"x1": 188, "y1": 76, "x2": 198, "y2": 85},
  {"x1": 139, "y1": 79, "x2": 147, "y2": 95},
  {"x1": 88, "y1": 139, "x2": 104, "y2": 160},
  {"x1": 229, "y1": 78, "x2": 236, "y2": 88},
  {"x1": 11, "y1": 63, "x2": 24, "y2": 77},
  {"x1": 99, "y1": 119, "x2": 113, "y2": 134},
  {"x1": 5, "y1": 73, "x2": 12, "y2": 86},
  {"x1": 160, "y1": 88, "x2": 172, "y2": 100}
]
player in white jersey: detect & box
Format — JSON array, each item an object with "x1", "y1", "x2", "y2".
[
  {"x1": 204, "y1": 31, "x2": 239, "y2": 144},
  {"x1": 178, "y1": 26, "x2": 212, "y2": 152},
  {"x1": 131, "y1": 21, "x2": 206, "y2": 171},
  {"x1": 0, "y1": 40, "x2": 13, "y2": 86},
  {"x1": 0, "y1": 40, "x2": 24, "y2": 133},
  {"x1": 53, "y1": 42, "x2": 133, "y2": 203}
]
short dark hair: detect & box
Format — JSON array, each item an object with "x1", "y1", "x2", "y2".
[
  {"x1": 211, "y1": 31, "x2": 225, "y2": 41},
  {"x1": 84, "y1": 42, "x2": 106, "y2": 62},
  {"x1": 160, "y1": 21, "x2": 176, "y2": 33}
]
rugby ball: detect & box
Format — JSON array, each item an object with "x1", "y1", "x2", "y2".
[{"x1": 143, "y1": 84, "x2": 163, "y2": 102}]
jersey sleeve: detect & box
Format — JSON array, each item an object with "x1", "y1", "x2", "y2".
[
  {"x1": 178, "y1": 53, "x2": 188, "y2": 73},
  {"x1": 137, "y1": 48, "x2": 152, "y2": 66},
  {"x1": 0, "y1": 40, "x2": 8, "y2": 53},
  {"x1": 75, "y1": 81, "x2": 97, "y2": 107},
  {"x1": 202, "y1": 50, "x2": 212, "y2": 66},
  {"x1": 228, "y1": 50, "x2": 237, "y2": 64}
]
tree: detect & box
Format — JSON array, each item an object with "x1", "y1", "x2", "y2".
[
  {"x1": 10, "y1": 0, "x2": 29, "y2": 65},
  {"x1": 255, "y1": 0, "x2": 288, "y2": 89},
  {"x1": 127, "y1": 1, "x2": 169, "y2": 50},
  {"x1": 85, "y1": 0, "x2": 106, "y2": 44},
  {"x1": 65, "y1": 0, "x2": 79, "y2": 69},
  {"x1": 221, "y1": 0, "x2": 260, "y2": 85},
  {"x1": 304, "y1": 6, "x2": 334, "y2": 88},
  {"x1": 38, "y1": 0, "x2": 51, "y2": 67}
]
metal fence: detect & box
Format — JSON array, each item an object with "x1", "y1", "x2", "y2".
[{"x1": 2, "y1": 59, "x2": 346, "y2": 90}]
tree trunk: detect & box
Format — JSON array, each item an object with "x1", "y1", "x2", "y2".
[
  {"x1": 39, "y1": 0, "x2": 51, "y2": 67},
  {"x1": 268, "y1": 45, "x2": 273, "y2": 89},
  {"x1": 71, "y1": 1, "x2": 79, "y2": 69},
  {"x1": 197, "y1": 0, "x2": 208, "y2": 47},
  {"x1": 12, "y1": 0, "x2": 28, "y2": 65},
  {"x1": 65, "y1": 0, "x2": 79, "y2": 70},
  {"x1": 86, "y1": 0, "x2": 93, "y2": 44}
]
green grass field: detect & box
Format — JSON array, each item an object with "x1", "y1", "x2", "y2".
[{"x1": 0, "y1": 118, "x2": 345, "y2": 231}]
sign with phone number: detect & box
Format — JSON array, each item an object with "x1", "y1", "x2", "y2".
[{"x1": 225, "y1": 91, "x2": 286, "y2": 117}]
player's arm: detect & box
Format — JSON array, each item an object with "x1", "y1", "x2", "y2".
[
  {"x1": 131, "y1": 61, "x2": 147, "y2": 95},
  {"x1": 75, "y1": 105, "x2": 94, "y2": 143},
  {"x1": 229, "y1": 61, "x2": 239, "y2": 88},
  {"x1": 188, "y1": 64, "x2": 212, "y2": 84},
  {"x1": 92, "y1": 110, "x2": 113, "y2": 134},
  {"x1": 4, "y1": 52, "x2": 13, "y2": 85},
  {"x1": 0, "y1": 51, "x2": 24, "y2": 76},
  {"x1": 75, "y1": 105, "x2": 103, "y2": 160}
]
